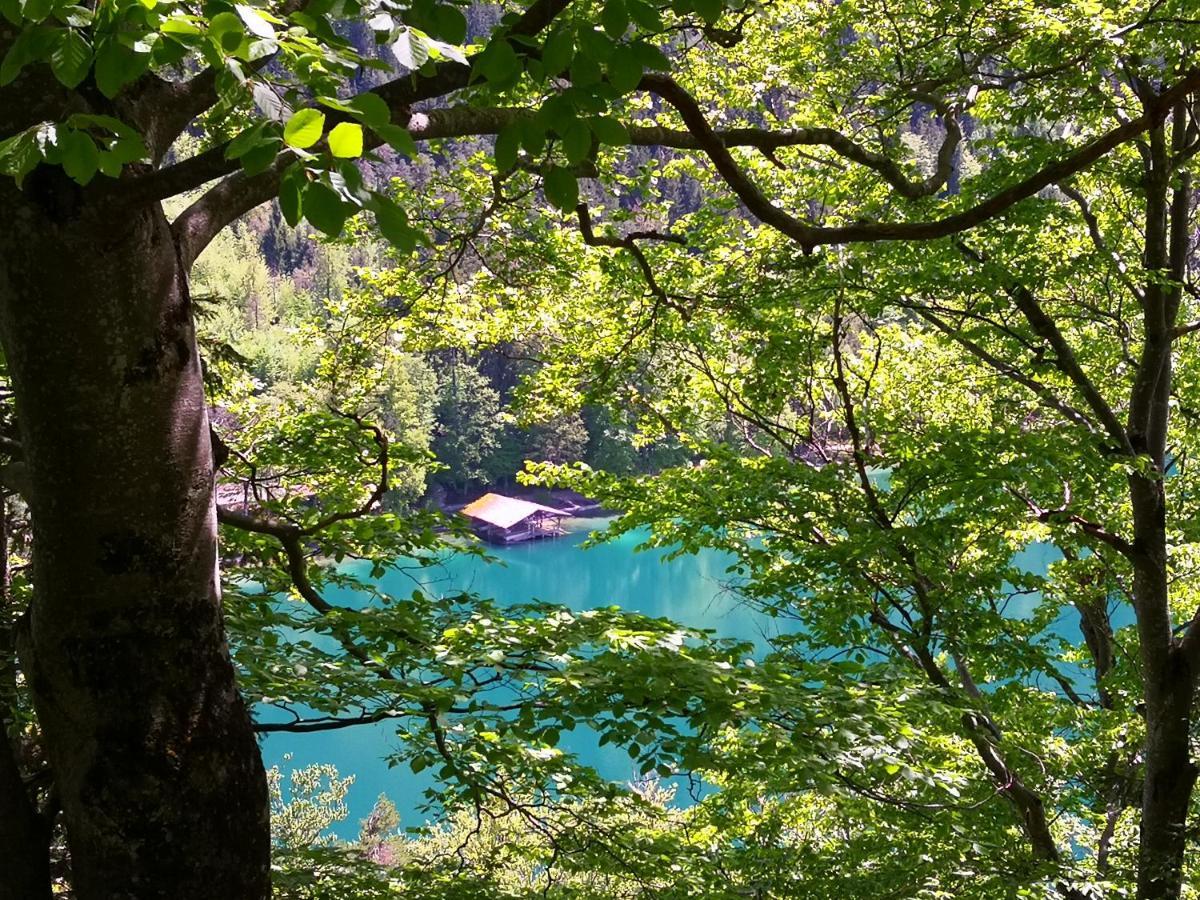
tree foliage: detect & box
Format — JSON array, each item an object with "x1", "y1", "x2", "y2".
[{"x1": 2, "y1": 0, "x2": 1200, "y2": 895}]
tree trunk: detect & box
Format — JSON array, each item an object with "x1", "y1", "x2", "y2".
[
  {"x1": 1137, "y1": 647, "x2": 1197, "y2": 899},
  {"x1": 1, "y1": 491, "x2": 54, "y2": 900},
  {"x1": 0, "y1": 731, "x2": 50, "y2": 900},
  {"x1": 1129, "y1": 112, "x2": 1196, "y2": 900},
  {"x1": 1130, "y1": 475, "x2": 1197, "y2": 900},
  {"x1": 0, "y1": 171, "x2": 269, "y2": 898}
]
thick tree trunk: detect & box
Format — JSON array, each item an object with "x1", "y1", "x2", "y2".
[{"x1": 0, "y1": 173, "x2": 269, "y2": 898}]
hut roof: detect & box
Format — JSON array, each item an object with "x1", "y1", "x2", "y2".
[{"x1": 460, "y1": 493, "x2": 569, "y2": 529}]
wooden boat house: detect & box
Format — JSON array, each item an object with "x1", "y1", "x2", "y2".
[{"x1": 460, "y1": 493, "x2": 569, "y2": 544}]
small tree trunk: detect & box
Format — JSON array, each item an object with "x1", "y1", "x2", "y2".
[
  {"x1": 1129, "y1": 475, "x2": 1197, "y2": 900},
  {"x1": 1138, "y1": 654, "x2": 1198, "y2": 899},
  {"x1": 0, "y1": 491, "x2": 54, "y2": 900},
  {"x1": 0, "y1": 732, "x2": 50, "y2": 900},
  {"x1": 0, "y1": 173, "x2": 269, "y2": 898}
]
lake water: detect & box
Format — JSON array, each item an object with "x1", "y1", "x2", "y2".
[
  {"x1": 261, "y1": 517, "x2": 781, "y2": 837},
  {"x1": 260, "y1": 518, "x2": 1085, "y2": 839}
]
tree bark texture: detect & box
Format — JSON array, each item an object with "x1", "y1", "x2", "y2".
[{"x1": 0, "y1": 170, "x2": 269, "y2": 899}]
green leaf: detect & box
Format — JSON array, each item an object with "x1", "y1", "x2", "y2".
[
  {"x1": 601, "y1": 0, "x2": 629, "y2": 38},
  {"x1": 1, "y1": 25, "x2": 57, "y2": 86},
  {"x1": 518, "y1": 117, "x2": 547, "y2": 154},
  {"x1": 569, "y1": 52, "x2": 602, "y2": 86},
  {"x1": 159, "y1": 16, "x2": 202, "y2": 36},
  {"x1": 347, "y1": 93, "x2": 390, "y2": 129},
  {"x1": 539, "y1": 94, "x2": 576, "y2": 136},
  {"x1": 234, "y1": 3, "x2": 275, "y2": 39},
  {"x1": 58, "y1": 128, "x2": 98, "y2": 184},
  {"x1": 20, "y1": 0, "x2": 51, "y2": 21},
  {"x1": 391, "y1": 28, "x2": 429, "y2": 69},
  {"x1": 561, "y1": 120, "x2": 591, "y2": 165},
  {"x1": 589, "y1": 115, "x2": 628, "y2": 146},
  {"x1": 50, "y1": 29, "x2": 92, "y2": 88},
  {"x1": 0, "y1": 29, "x2": 32, "y2": 86},
  {"x1": 633, "y1": 39, "x2": 671, "y2": 70},
  {"x1": 626, "y1": 0, "x2": 664, "y2": 31},
  {"x1": 303, "y1": 180, "x2": 348, "y2": 235},
  {"x1": 692, "y1": 0, "x2": 723, "y2": 23},
  {"x1": 606, "y1": 43, "x2": 643, "y2": 94},
  {"x1": 367, "y1": 11, "x2": 393, "y2": 32},
  {"x1": 327, "y1": 122, "x2": 363, "y2": 158},
  {"x1": 251, "y1": 82, "x2": 284, "y2": 119},
  {"x1": 374, "y1": 123, "x2": 416, "y2": 156},
  {"x1": 94, "y1": 40, "x2": 146, "y2": 98},
  {"x1": 493, "y1": 123, "x2": 520, "y2": 171},
  {"x1": 67, "y1": 113, "x2": 139, "y2": 140},
  {"x1": 372, "y1": 194, "x2": 415, "y2": 253},
  {"x1": 543, "y1": 166, "x2": 578, "y2": 211},
  {"x1": 431, "y1": 4, "x2": 466, "y2": 44},
  {"x1": 428, "y1": 37, "x2": 467, "y2": 65},
  {"x1": 541, "y1": 27, "x2": 573, "y2": 75},
  {"x1": 225, "y1": 122, "x2": 267, "y2": 159},
  {"x1": 58, "y1": 5, "x2": 91, "y2": 26},
  {"x1": 316, "y1": 95, "x2": 352, "y2": 113},
  {"x1": 576, "y1": 26, "x2": 613, "y2": 63},
  {"x1": 278, "y1": 165, "x2": 304, "y2": 226},
  {"x1": 476, "y1": 38, "x2": 519, "y2": 83},
  {"x1": 240, "y1": 138, "x2": 280, "y2": 175},
  {"x1": 208, "y1": 11, "x2": 246, "y2": 53},
  {"x1": 283, "y1": 108, "x2": 325, "y2": 149},
  {"x1": 0, "y1": 130, "x2": 41, "y2": 184},
  {"x1": 105, "y1": 130, "x2": 148, "y2": 164}
]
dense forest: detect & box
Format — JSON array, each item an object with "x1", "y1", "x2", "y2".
[{"x1": 2, "y1": 0, "x2": 1200, "y2": 897}]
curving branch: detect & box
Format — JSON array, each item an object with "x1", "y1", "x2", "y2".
[
  {"x1": 574, "y1": 202, "x2": 690, "y2": 318},
  {"x1": 172, "y1": 153, "x2": 295, "y2": 269},
  {"x1": 147, "y1": 103, "x2": 959, "y2": 209},
  {"x1": 253, "y1": 711, "x2": 397, "y2": 733},
  {"x1": 167, "y1": 0, "x2": 576, "y2": 265},
  {"x1": 1007, "y1": 485, "x2": 1138, "y2": 560},
  {"x1": 161, "y1": 101, "x2": 960, "y2": 268},
  {"x1": 631, "y1": 114, "x2": 962, "y2": 200},
  {"x1": 1058, "y1": 181, "x2": 1146, "y2": 306},
  {"x1": 639, "y1": 70, "x2": 1200, "y2": 249},
  {"x1": 169, "y1": 52, "x2": 1198, "y2": 271}
]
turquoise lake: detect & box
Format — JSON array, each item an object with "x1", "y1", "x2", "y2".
[
  {"x1": 261, "y1": 518, "x2": 781, "y2": 837},
  {"x1": 261, "y1": 518, "x2": 1069, "y2": 838}
]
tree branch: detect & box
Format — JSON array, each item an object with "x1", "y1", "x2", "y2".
[
  {"x1": 253, "y1": 711, "x2": 396, "y2": 733},
  {"x1": 172, "y1": 154, "x2": 294, "y2": 269},
  {"x1": 911, "y1": 305, "x2": 1099, "y2": 432},
  {"x1": 574, "y1": 202, "x2": 690, "y2": 318},
  {"x1": 639, "y1": 70, "x2": 1200, "y2": 249},
  {"x1": 1007, "y1": 485, "x2": 1139, "y2": 560},
  {"x1": 955, "y1": 240, "x2": 1133, "y2": 453},
  {"x1": 1058, "y1": 181, "x2": 1146, "y2": 306}
]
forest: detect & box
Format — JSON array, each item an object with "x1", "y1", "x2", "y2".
[{"x1": 2, "y1": 0, "x2": 1199, "y2": 896}]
